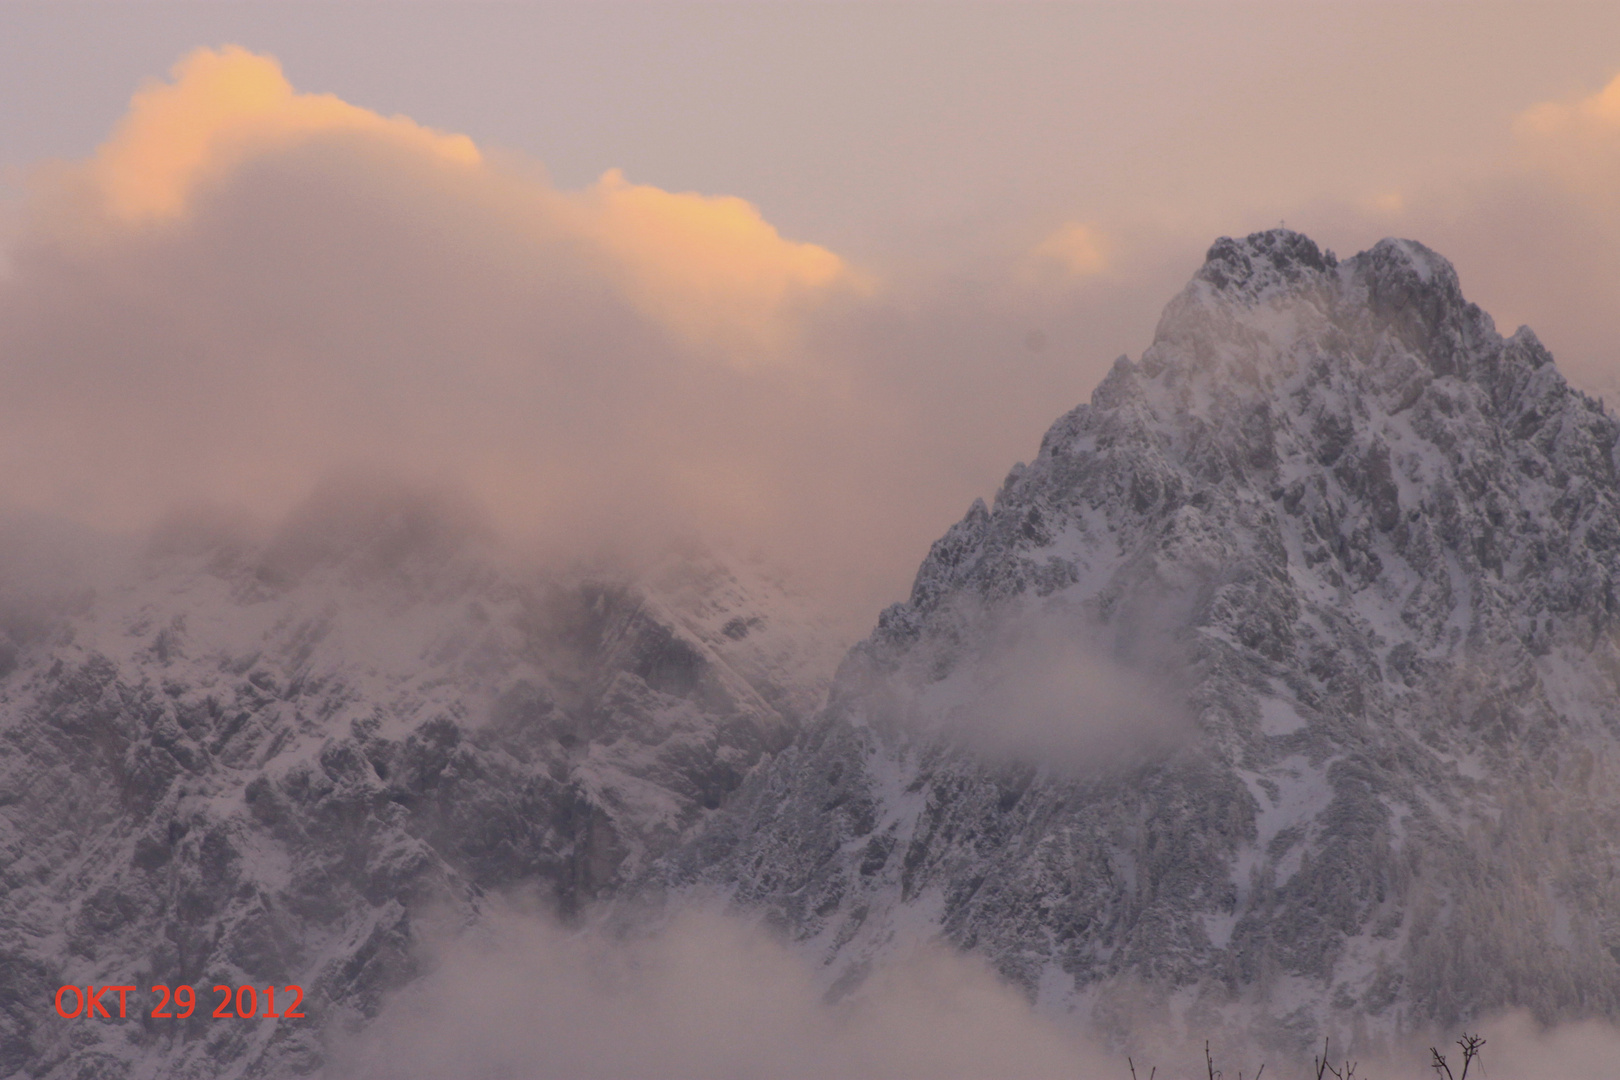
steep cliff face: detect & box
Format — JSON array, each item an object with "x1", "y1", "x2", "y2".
[
  {"x1": 668, "y1": 230, "x2": 1620, "y2": 1052},
  {"x1": 0, "y1": 486, "x2": 842, "y2": 1078}
]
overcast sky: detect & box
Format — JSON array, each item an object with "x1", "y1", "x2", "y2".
[{"x1": 4, "y1": 3, "x2": 1620, "y2": 622}]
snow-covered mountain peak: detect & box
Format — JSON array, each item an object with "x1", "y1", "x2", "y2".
[
  {"x1": 1151, "y1": 230, "x2": 1487, "y2": 393},
  {"x1": 672, "y1": 230, "x2": 1620, "y2": 1056},
  {"x1": 1195, "y1": 228, "x2": 1340, "y2": 300},
  {"x1": 1183, "y1": 228, "x2": 1459, "y2": 320}
]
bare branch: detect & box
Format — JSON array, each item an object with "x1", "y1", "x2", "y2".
[{"x1": 1456, "y1": 1033, "x2": 1485, "y2": 1080}]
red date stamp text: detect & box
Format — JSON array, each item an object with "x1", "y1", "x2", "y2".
[{"x1": 54, "y1": 985, "x2": 305, "y2": 1020}]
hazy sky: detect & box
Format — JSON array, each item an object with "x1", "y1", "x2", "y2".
[
  {"x1": 4, "y1": 3, "x2": 1620, "y2": 623},
  {"x1": 7, "y1": 4, "x2": 1620, "y2": 254}
]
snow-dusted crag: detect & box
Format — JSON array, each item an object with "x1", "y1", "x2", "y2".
[
  {"x1": 668, "y1": 230, "x2": 1620, "y2": 1053},
  {"x1": 0, "y1": 484, "x2": 843, "y2": 1078}
]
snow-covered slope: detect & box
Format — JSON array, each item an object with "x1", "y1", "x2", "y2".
[
  {"x1": 0, "y1": 483, "x2": 843, "y2": 1078},
  {"x1": 665, "y1": 230, "x2": 1620, "y2": 1055}
]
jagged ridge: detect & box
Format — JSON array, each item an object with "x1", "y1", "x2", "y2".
[
  {"x1": 666, "y1": 230, "x2": 1620, "y2": 1056},
  {"x1": 0, "y1": 486, "x2": 841, "y2": 1078}
]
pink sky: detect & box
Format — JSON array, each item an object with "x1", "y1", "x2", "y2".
[{"x1": 3, "y1": 4, "x2": 1620, "y2": 624}]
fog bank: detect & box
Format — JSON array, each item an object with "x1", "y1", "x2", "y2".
[
  {"x1": 327, "y1": 903, "x2": 1115, "y2": 1080},
  {"x1": 326, "y1": 899, "x2": 1620, "y2": 1080}
]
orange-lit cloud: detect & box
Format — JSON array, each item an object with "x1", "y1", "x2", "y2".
[
  {"x1": 567, "y1": 169, "x2": 869, "y2": 363},
  {"x1": 1515, "y1": 70, "x2": 1620, "y2": 207},
  {"x1": 89, "y1": 45, "x2": 480, "y2": 223},
  {"x1": 1030, "y1": 220, "x2": 1110, "y2": 278},
  {"x1": 64, "y1": 45, "x2": 862, "y2": 366}
]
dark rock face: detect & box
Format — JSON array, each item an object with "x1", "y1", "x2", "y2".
[
  {"x1": 0, "y1": 491, "x2": 838, "y2": 1078},
  {"x1": 665, "y1": 231, "x2": 1620, "y2": 1054}
]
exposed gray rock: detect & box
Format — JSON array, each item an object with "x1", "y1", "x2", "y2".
[
  {"x1": 0, "y1": 485, "x2": 842, "y2": 1078},
  {"x1": 662, "y1": 231, "x2": 1620, "y2": 1058}
]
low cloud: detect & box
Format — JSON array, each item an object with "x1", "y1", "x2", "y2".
[
  {"x1": 960, "y1": 606, "x2": 1191, "y2": 767},
  {"x1": 898, "y1": 598, "x2": 1193, "y2": 769},
  {"x1": 0, "y1": 47, "x2": 903, "y2": 624},
  {"x1": 327, "y1": 900, "x2": 1620, "y2": 1080},
  {"x1": 328, "y1": 902, "x2": 1115, "y2": 1080}
]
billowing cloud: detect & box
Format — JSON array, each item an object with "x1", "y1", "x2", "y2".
[
  {"x1": 566, "y1": 168, "x2": 868, "y2": 362},
  {"x1": 43, "y1": 45, "x2": 861, "y2": 355},
  {"x1": 0, "y1": 46, "x2": 934, "y2": 624},
  {"x1": 0, "y1": 44, "x2": 1180, "y2": 633},
  {"x1": 81, "y1": 46, "x2": 480, "y2": 224}
]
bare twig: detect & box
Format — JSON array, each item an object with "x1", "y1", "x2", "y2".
[
  {"x1": 1432, "y1": 1030, "x2": 1484, "y2": 1080},
  {"x1": 1456, "y1": 1033, "x2": 1484, "y2": 1080},
  {"x1": 1309, "y1": 1036, "x2": 1362, "y2": 1080}
]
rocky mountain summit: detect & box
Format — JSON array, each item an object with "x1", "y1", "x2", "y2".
[
  {"x1": 665, "y1": 230, "x2": 1620, "y2": 1055},
  {"x1": 0, "y1": 483, "x2": 843, "y2": 1078}
]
